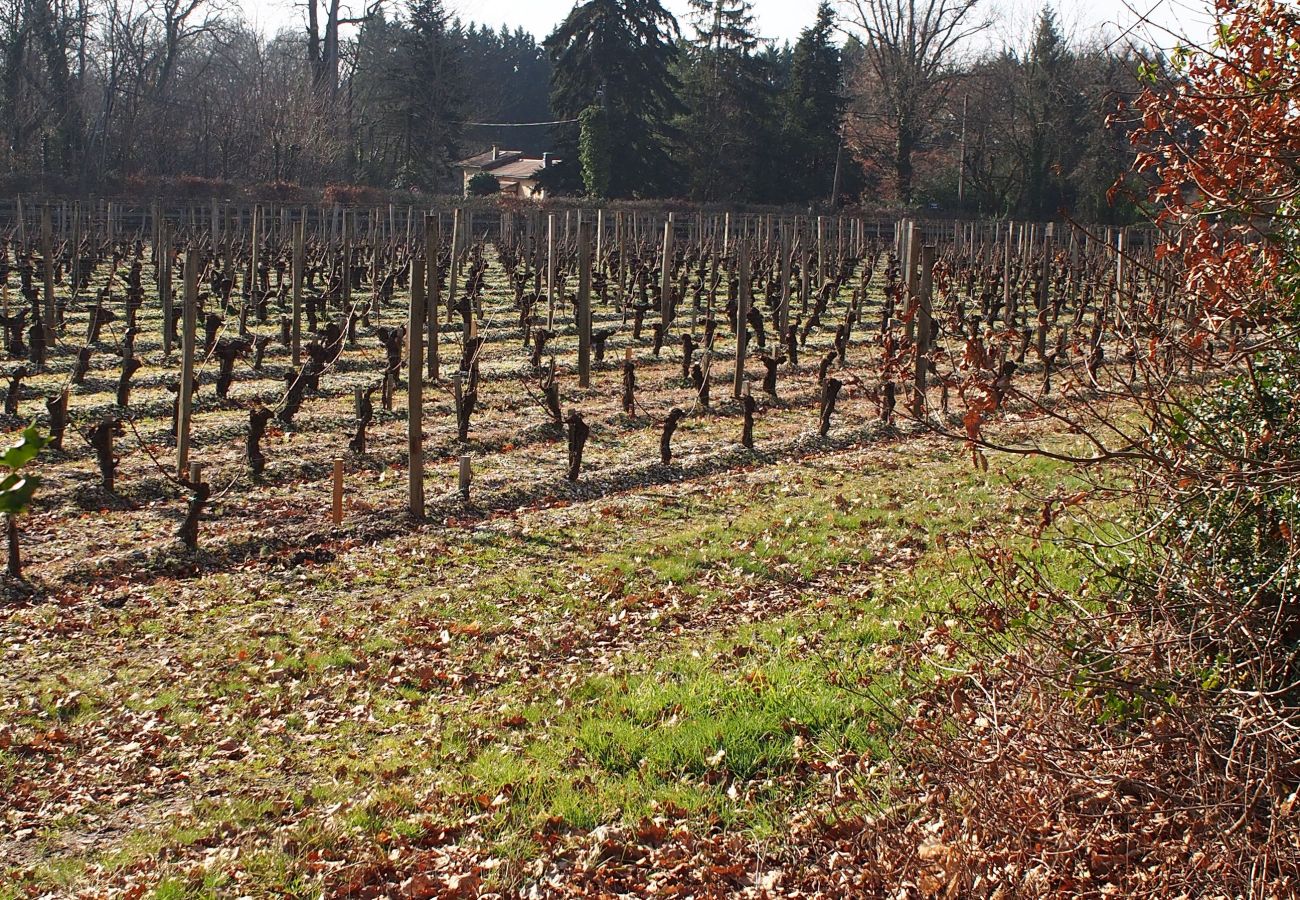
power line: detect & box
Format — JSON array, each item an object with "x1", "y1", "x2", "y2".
[{"x1": 458, "y1": 117, "x2": 579, "y2": 127}]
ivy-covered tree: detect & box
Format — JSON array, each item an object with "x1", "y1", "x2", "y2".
[
  {"x1": 579, "y1": 104, "x2": 613, "y2": 198},
  {"x1": 545, "y1": 0, "x2": 684, "y2": 197}
]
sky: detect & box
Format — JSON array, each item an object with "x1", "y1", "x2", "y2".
[{"x1": 245, "y1": 0, "x2": 1213, "y2": 50}]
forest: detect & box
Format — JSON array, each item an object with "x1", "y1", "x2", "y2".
[{"x1": 0, "y1": 0, "x2": 1146, "y2": 219}]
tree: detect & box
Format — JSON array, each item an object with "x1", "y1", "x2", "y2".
[
  {"x1": 1017, "y1": 7, "x2": 1084, "y2": 217},
  {"x1": 459, "y1": 25, "x2": 553, "y2": 154},
  {"x1": 782, "y1": 1, "x2": 843, "y2": 203},
  {"x1": 0, "y1": 425, "x2": 50, "y2": 579},
  {"x1": 466, "y1": 171, "x2": 499, "y2": 195},
  {"x1": 304, "y1": 0, "x2": 382, "y2": 99},
  {"x1": 351, "y1": 0, "x2": 461, "y2": 191},
  {"x1": 842, "y1": 0, "x2": 989, "y2": 202},
  {"x1": 675, "y1": 0, "x2": 776, "y2": 201},
  {"x1": 545, "y1": 0, "x2": 684, "y2": 197},
  {"x1": 578, "y1": 103, "x2": 612, "y2": 198}
]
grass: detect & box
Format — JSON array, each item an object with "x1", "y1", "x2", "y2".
[{"x1": 1, "y1": 397, "x2": 1109, "y2": 895}]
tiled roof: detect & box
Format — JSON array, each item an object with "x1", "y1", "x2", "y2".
[
  {"x1": 490, "y1": 159, "x2": 551, "y2": 180},
  {"x1": 456, "y1": 149, "x2": 524, "y2": 170}
]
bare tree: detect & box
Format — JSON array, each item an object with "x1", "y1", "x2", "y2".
[
  {"x1": 840, "y1": 0, "x2": 988, "y2": 202},
  {"x1": 301, "y1": 0, "x2": 380, "y2": 98}
]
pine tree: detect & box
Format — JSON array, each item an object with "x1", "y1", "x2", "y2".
[
  {"x1": 676, "y1": 0, "x2": 776, "y2": 201},
  {"x1": 545, "y1": 0, "x2": 684, "y2": 197},
  {"x1": 354, "y1": 0, "x2": 462, "y2": 191},
  {"x1": 1019, "y1": 6, "x2": 1084, "y2": 217},
  {"x1": 393, "y1": 0, "x2": 463, "y2": 192},
  {"x1": 782, "y1": 1, "x2": 843, "y2": 204}
]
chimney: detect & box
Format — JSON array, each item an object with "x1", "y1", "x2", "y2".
[
  {"x1": 543, "y1": 153, "x2": 553, "y2": 168},
  {"x1": 491, "y1": 145, "x2": 500, "y2": 161}
]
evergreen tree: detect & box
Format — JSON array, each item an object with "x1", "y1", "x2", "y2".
[
  {"x1": 1018, "y1": 6, "x2": 1083, "y2": 217},
  {"x1": 353, "y1": 0, "x2": 462, "y2": 191},
  {"x1": 782, "y1": 1, "x2": 844, "y2": 204},
  {"x1": 394, "y1": 0, "x2": 463, "y2": 191},
  {"x1": 545, "y1": 0, "x2": 684, "y2": 197},
  {"x1": 459, "y1": 24, "x2": 553, "y2": 153},
  {"x1": 676, "y1": 0, "x2": 777, "y2": 201}
]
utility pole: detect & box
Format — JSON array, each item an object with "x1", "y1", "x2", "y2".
[{"x1": 958, "y1": 93, "x2": 969, "y2": 206}]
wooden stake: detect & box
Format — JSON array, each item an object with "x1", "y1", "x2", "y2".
[
  {"x1": 331, "y1": 458, "x2": 344, "y2": 525},
  {"x1": 160, "y1": 221, "x2": 173, "y2": 355},
  {"x1": 659, "y1": 219, "x2": 673, "y2": 330},
  {"x1": 912, "y1": 244, "x2": 935, "y2": 419},
  {"x1": 546, "y1": 213, "x2": 556, "y2": 329},
  {"x1": 458, "y1": 454, "x2": 472, "y2": 501},
  {"x1": 177, "y1": 252, "x2": 198, "y2": 478},
  {"x1": 577, "y1": 220, "x2": 593, "y2": 387},
  {"x1": 40, "y1": 206, "x2": 55, "y2": 343},
  {"x1": 448, "y1": 208, "x2": 461, "y2": 325},
  {"x1": 779, "y1": 223, "x2": 793, "y2": 339},
  {"x1": 425, "y1": 213, "x2": 440, "y2": 381},
  {"x1": 292, "y1": 221, "x2": 304, "y2": 366},
  {"x1": 734, "y1": 242, "x2": 750, "y2": 398},
  {"x1": 342, "y1": 210, "x2": 352, "y2": 313},
  {"x1": 408, "y1": 256, "x2": 425, "y2": 518}
]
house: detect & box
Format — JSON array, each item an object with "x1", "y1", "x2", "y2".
[{"x1": 455, "y1": 147, "x2": 559, "y2": 199}]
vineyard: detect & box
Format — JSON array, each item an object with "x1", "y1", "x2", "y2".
[
  {"x1": 1, "y1": 200, "x2": 1183, "y2": 896},
  {"x1": 0, "y1": 202, "x2": 1160, "y2": 584}
]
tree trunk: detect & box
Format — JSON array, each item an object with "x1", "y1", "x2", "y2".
[{"x1": 895, "y1": 124, "x2": 916, "y2": 204}]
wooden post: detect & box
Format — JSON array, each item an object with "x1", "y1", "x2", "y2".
[
  {"x1": 342, "y1": 209, "x2": 352, "y2": 313},
  {"x1": 616, "y1": 211, "x2": 626, "y2": 307},
  {"x1": 1003, "y1": 222, "x2": 1014, "y2": 325},
  {"x1": 904, "y1": 220, "x2": 920, "y2": 342},
  {"x1": 799, "y1": 218, "x2": 811, "y2": 315},
  {"x1": 779, "y1": 223, "x2": 793, "y2": 339},
  {"x1": 331, "y1": 458, "x2": 344, "y2": 525},
  {"x1": 249, "y1": 203, "x2": 260, "y2": 316},
  {"x1": 70, "y1": 201, "x2": 80, "y2": 301},
  {"x1": 546, "y1": 213, "x2": 556, "y2": 329},
  {"x1": 734, "y1": 242, "x2": 750, "y2": 398},
  {"x1": 177, "y1": 252, "x2": 199, "y2": 478},
  {"x1": 1036, "y1": 239, "x2": 1051, "y2": 358},
  {"x1": 912, "y1": 245, "x2": 935, "y2": 419},
  {"x1": 408, "y1": 257, "x2": 425, "y2": 517},
  {"x1": 425, "y1": 213, "x2": 440, "y2": 381},
  {"x1": 222, "y1": 203, "x2": 234, "y2": 280},
  {"x1": 447, "y1": 208, "x2": 461, "y2": 324},
  {"x1": 1115, "y1": 227, "x2": 1126, "y2": 305},
  {"x1": 816, "y1": 215, "x2": 826, "y2": 281},
  {"x1": 160, "y1": 221, "x2": 173, "y2": 355},
  {"x1": 458, "y1": 454, "x2": 472, "y2": 501},
  {"x1": 40, "y1": 206, "x2": 55, "y2": 343},
  {"x1": 659, "y1": 219, "x2": 673, "y2": 330},
  {"x1": 292, "y1": 221, "x2": 304, "y2": 366},
  {"x1": 577, "y1": 220, "x2": 593, "y2": 387}
]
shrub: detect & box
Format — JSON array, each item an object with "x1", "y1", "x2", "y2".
[
  {"x1": 322, "y1": 183, "x2": 387, "y2": 208},
  {"x1": 467, "y1": 172, "x2": 501, "y2": 197}
]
